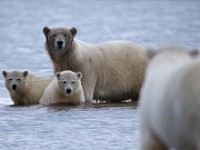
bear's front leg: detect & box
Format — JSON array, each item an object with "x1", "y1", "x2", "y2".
[
  {"x1": 81, "y1": 75, "x2": 96, "y2": 103},
  {"x1": 141, "y1": 127, "x2": 168, "y2": 150},
  {"x1": 83, "y1": 86, "x2": 95, "y2": 103}
]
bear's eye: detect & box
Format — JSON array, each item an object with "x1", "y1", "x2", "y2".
[
  {"x1": 64, "y1": 34, "x2": 67, "y2": 37},
  {"x1": 9, "y1": 78, "x2": 12, "y2": 81},
  {"x1": 71, "y1": 81, "x2": 75, "y2": 84},
  {"x1": 63, "y1": 81, "x2": 66, "y2": 84},
  {"x1": 17, "y1": 78, "x2": 21, "y2": 82},
  {"x1": 52, "y1": 34, "x2": 56, "y2": 37}
]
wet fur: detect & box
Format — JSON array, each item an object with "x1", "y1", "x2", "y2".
[
  {"x1": 140, "y1": 47, "x2": 200, "y2": 150},
  {"x1": 3, "y1": 71, "x2": 52, "y2": 106},
  {"x1": 44, "y1": 27, "x2": 148, "y2": 102},
  {"x1": 39, "y1": 70, "x2": 85, "y2": 106}
]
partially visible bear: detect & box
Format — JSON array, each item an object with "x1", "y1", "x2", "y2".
[
  {"x1": 2, "y1": 71, "x2": 52, "y2": 106},
  {"x1": 139, "y1": 47, "x2": 200, "y2": 150},
  {"x1": 43, "y1": 26, "x2": 148, "y2": 102},
  {"x1": 39, "y1": 70, "x2": 85, "y2": 106}
]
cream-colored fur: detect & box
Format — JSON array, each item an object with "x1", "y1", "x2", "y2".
[
  {"x1": 43, "y1": 26, "x2": 148, "y2": 102},
  {"x1": 140, "y1": 47, "x2": 200, "y2": 150},
  {"x1": 39, "y1": 70, "x2": 85, "y2": 106},
  {"x1": 2, "y1": 71, "x2": 52, "y2": 106}
]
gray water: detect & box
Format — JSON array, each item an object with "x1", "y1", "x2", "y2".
[{"x1": 0, "y1": 0, "x2": 200, "y2": 150}]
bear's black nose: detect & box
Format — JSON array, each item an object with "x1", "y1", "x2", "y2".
[
  {"x1": 66, "y1": 88, "x2": 71, "y2": 94},
  {"x1": 57, "y1": 41, "x2": 63, "y2": 48},
  {"x1": 12, "y1": 84, "x2": 17, "y2": 90}
]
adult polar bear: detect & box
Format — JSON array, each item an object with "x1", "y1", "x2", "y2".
[
  {"x1": 43, "y1": 26, "x2": 147, "y2": 102},
  {"x1": 140, "y1": 47, "x2": 200, "y2": 150}
]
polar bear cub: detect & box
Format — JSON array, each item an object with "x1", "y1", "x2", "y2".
[
  {"x1": 140, "y1": 47, "x2": 200, "y2": 150},
  {"x1": 39, "y1": 70, "x2": 85, "y2": 106},
  {"x1": 2, "y1": 71, "x2": 52, "y2": 106}
]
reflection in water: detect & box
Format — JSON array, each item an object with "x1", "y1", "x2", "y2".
[
  {"x1": 47, "y1": 101, "x2": 138, "y2": 111},
  {"x1": 0, "y1": 100, "x2": 140, "y2": 150}
]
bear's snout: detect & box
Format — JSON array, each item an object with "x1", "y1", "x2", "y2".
[
  {"x1": 66, "y1": 88, "x2": 72, "y2": 94},
  {"x1": 12, "y1": 84, "x2": 17, "y2": 90},
  {"x1": 57, "y1": 40, "x2": 63, "y2": 48}
]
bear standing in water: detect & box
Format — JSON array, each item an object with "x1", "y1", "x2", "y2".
[
  {"x1": 39, "y1": 70, "x2": 85, "y2": 106},
  {"x1": 140, "y1": 47, "x2": 200, "y2": 150},
  {"x1": 2, "y1": 71, "x2": 52, "y2": 106},
  {"x1": 43, "y1": 26, "x2": 148, "y2": 102}
]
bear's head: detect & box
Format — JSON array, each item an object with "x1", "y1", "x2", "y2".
[
  {"x1": 2, "y1": 71, "x2": 28, "y2": 92},
  {"x1": 146, "y1": 47, "x2": 199, "y2": 61},
  {"x1": 56, "y1": 70, "x2": 82, "y2": 96},
  {"x1": 43, "y1": 26, "x2": 77, "y2": 52}
]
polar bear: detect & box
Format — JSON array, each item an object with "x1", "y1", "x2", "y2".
[
  {"x1": 2, "y1": 71, "x2": 52, "y2": 106},
  {"x1": 39, "y1": 70, "x2": 85, "y2": 106},
  {"x1": 43, "y1": 26, "x2": 148, "y2": 102},
  {"x1": 139, "y1": 47, "x2": 200, "y2": 150}
]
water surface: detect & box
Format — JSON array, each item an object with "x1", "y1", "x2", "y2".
[{"x1": 0, "y1": 0, "x2": 200, "y2": 150}]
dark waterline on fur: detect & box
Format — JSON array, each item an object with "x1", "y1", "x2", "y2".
[{"x1": 0, "y1": 0, "x2": 200, "y2": 150}]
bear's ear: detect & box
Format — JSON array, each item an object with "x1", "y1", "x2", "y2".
[
  {"x1": 43, "y1": 26, "x2": 50, "y2": 36},
  {"x1": 2, "y1": 71, "x2": 7, "y2": 78},
  {"x1": 70, "y1": 27, "x2": 77, "y2": 37},
  {"x1": 76, "y1": 72, "x2": 82, "y2": 79},
  {"x1": 190, "y1": 49, "x2": 199, "y2": 57},
  {"x1": 23, "y1": 71, "x2": 28, "y2": 78},
  {"x1": 56, "y1": 72, "x2": 61, "y2": 79},
  {"x1": 146, "y1": 49, "x2": 158, "y2": 60}
]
